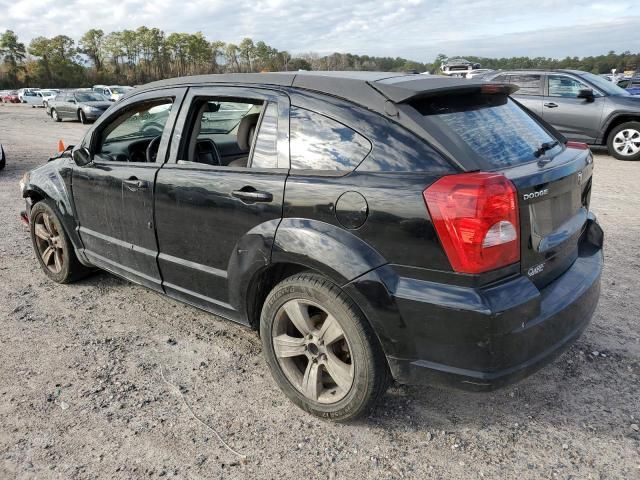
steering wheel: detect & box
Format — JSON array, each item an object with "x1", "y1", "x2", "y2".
[
  {"x1": 146, "y1": 136, "x2": 162, "y2": 163},
  {"x1": 141, "y1": 122, "x2": 164, "y2": 137}
]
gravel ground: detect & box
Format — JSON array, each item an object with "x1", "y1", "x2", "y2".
[{"x1": 0, "y1": 103, "x2": 639, "y2": 479}]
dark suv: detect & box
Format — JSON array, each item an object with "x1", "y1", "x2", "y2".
[
  {"x1": 481, "y1": 69, "x2": 640, "y2": 160},
  {"x1": 20, "y1": 72, "x2": 604, "y2": 421}
]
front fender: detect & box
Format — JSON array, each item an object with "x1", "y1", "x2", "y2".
[{"x1": 22, "y1": 159, "x2": 84, "y2": 252}]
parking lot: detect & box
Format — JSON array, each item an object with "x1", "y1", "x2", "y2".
[{"x1": 0, "y1": 102, "x2": 639, "y2": 479}]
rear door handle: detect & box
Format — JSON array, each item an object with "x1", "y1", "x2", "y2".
[
  {"x1": 124, "y1": 177, "x2": 149, "y2": 190},
  {"x1": 544, "y1": 102, "x2": 558, "y2": 108},
  {"x1": 232, "y1": 189, "x2": 273, "y2": 203}
]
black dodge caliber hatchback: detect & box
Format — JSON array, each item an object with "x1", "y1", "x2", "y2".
[{"x1": 21, "y1": 72, "x2": 604, "y2": 421}]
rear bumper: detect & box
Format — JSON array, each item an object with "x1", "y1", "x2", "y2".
[{"x1": 368, "y1": 217, "x2": 603, "y2": 391}]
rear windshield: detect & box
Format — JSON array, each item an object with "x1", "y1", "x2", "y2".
[{"x1": 412, "y1": 93, "x2": 561, "y2": 169}]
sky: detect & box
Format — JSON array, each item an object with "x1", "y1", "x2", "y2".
[{"x1": 1, "y1": 0, "x2": 639, "y2": 62}]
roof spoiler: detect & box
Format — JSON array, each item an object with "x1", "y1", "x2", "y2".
[{"x1": 368, "y1": 77, "x2": 519, "y2": 104}]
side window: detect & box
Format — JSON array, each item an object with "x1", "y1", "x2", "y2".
[
  {"x1": 181, "y1": 97, "x2": 280, "y2": 169},
  {"x1": 289, "y1": 106, "x2": 371, "y2": 172},
  {"x1": 96, "y1": 99, "x2": 173, "y2": 163},
  {"x1": 251, "y1": 102, "x2": 279, "y2": 168},
  {"x1": 491, "y1": 74, "x2": 510, "y2": 83},
  {"x1": 548, "y1": 75, "x2": 589, "y2": 97},
  {"x1": 510, "y1": 74, "x2": 541, "y2": 95}
]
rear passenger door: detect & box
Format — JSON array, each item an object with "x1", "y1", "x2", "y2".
[
  {"x1": 154, "y1": 86, "x2": 290, "y2": 318},
  {"x1": 508, "y1": 74, "x2": 544, "y2": 116}
]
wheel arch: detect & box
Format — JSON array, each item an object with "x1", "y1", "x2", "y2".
[
  {"x1": 235, "y1": 218, "x2": 399, "y2": 358},
  {"x1": 22, "y1": 163, "x2": 85, "y2": 255},
  {"x1": 601, "y1": 113, "x2": 640, "y2": 144}
]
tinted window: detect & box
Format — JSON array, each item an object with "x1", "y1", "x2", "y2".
[
  {"x1": 491, "y1": 74, "x2": 509, "y2": 83},
  {"x1": 510, "y1": 74, "x2": 541, "y2": 95},
  {"x1": 412, "y1": 93, "x2": 560, "y2": 169},
  {"x1": 290, "y1": 107, "x2": 371, "y2": 171},
  {"x1": 251, "y1": 102, "x2": 278, "y2": 168},
  {"x1": 548, "y1": 75, "x2": 589, "y2": 97}
]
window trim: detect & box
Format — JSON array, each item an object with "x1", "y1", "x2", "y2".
[
  {"x1": 167, "y1": 86, "x2": 290, "y2": 171},
  {"x1": 86, "y1": 87, "x2": 186, "y2": 166}
]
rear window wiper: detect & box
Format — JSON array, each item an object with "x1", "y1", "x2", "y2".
[{"x1": 534, "y1": 140, "x2": 559, "y2": 158}]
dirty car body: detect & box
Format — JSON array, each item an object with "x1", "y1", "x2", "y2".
[{"x1": 21, "y1": 72, "x2": 604, "y2": 418}]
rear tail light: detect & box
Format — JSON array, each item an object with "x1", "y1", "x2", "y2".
[
  {"x1": 423, "y1": 172, "x2": 520, "y2": 274},
  {"x1": 566, "y1": 141, "x2": 589, "y2": 150}
]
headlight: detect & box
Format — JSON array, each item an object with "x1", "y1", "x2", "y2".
[
  {"x1": 84, "y1": 106, "x2": 101, "y2": 112},
  {"x1": 19, "y1": 172, "x2": 29, "y2": 193}
]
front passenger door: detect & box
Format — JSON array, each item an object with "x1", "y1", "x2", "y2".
[
  {"x1": 72, "y1": 88, "x2": 185, "y2": 290},
  {"x1": 542, "y1": 74, "x2": 605, "y2": 142}
]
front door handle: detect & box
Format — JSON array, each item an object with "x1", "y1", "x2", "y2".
[
  {"x1": 124, "y1": 177, "x2": 149, "y2": 190},
  {"x1": 544, "y1": 102, "x2": 558, "y2": 108},
  {"x1": 232, "y1": 188, "x2": 273, "y2": 203}
]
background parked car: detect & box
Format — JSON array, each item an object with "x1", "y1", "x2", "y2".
[
  {"x1": 17, "y1": 88, "x2": 40, "y2": 103},
  {"x1": 20, "y1": 89, "x2": 46, "y2": 107},
  {"x1": 466, "y1": 68, "x2": 494, "y2": 78},
  {"x1": 92, "y1": 85, "x2": 133, "y2": 102},
  {"x1": 48, "y1": 91, "x2": 112, "y2": 123},
  {"x1": 617, "y1": 78, "x2": 640, "y2": 95},
  {"x1": 0, "y1": 144, "x2": 5, "y2": 170},
  {"x1": 1, "y1": 90, "x2": 20, "y2": 103},
  {"x1": 482, "y1": 69, "x2": 640, "y2": 160},
  {"x1": 39, "y1": 90, "x2": 59, "y2": 108},
  {"x1": 441, "y1": 58, "x2": 481, "y2": 76}
]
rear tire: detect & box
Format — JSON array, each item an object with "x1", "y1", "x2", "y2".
[
  {"x1": 607, "y1": 121, "x2": 640, "y2": 161},
  {"x1": 78, "y1": 110, "x2": 87, "y2": 124},
  {"x1": 30, "y1": 200, "x2": 90, "y2": 284},
  {"x1": 260, "y1": 273, "x2": 389, "y2": 422},
  {"x1": 51, "y1": 109, "x2": 61, "y2": 122}
]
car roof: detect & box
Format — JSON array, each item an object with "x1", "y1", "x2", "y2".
[
  {"x1": 135, "y1": 71, "x2": 497, "y2": 107},
  {"x1": 487, "y1": 69, "x2": 591, "y2": 76}
]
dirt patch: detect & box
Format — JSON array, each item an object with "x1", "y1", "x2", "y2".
[{"x1": 1, "y1": 104, "x2": 639, "y2": 479}]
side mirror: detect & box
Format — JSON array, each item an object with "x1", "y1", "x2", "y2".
[
  {"x1": 577, "y1": 88, "x2": 595, "y2": 102},
  {"x1": 72, "y1": 147, "x2": 92, "y2": 167}
]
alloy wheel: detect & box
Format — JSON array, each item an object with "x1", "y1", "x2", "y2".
[
  {"x1": 33, "y1": 212, "x2": 64, "y2": 274},
  {"x1": 613, "y1": 128, "x2": 640, "y2": 156},
  {"x1": 271, "y1": 299, "x2": 354, "y2": 404}
]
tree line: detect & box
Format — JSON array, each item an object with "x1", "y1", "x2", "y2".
[{"x1": 0, "y1": 28, "x2": 638, "y2": 89}]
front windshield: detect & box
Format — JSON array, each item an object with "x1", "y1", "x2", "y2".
[
  {"x1": 110, "y1": 87, "x2": 127, "y2": 94},
  {"x1": 581, "y1": 72, "x2": 630, "y2": 96},
  {"x1": 75, "y1": 92, "x2": 107, "y2": 102}
]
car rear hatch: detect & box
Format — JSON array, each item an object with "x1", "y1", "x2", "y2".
[
  {"x1": 503, "y1": 147, "x2": 593, "y2": 287},
  {"x1": 386, "y1": 80, "x2": 593, "y2": 284}
]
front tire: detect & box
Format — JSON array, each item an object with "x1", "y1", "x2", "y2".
[
  {"x1": 607, "y1": 121, "x2": 640, "y2": 161},
  {"x1": 51, "y1": 109, "x2": 61, "y2": 122},
  {"x1": 78, "y1": 110, "x2": 87, "y2": 124},
  {"x1": 30, "y1": 200, "x2": 89, "y2": 284},
  {"x1": 260, "y1": 273, "x2": 389, "y2": 422}
]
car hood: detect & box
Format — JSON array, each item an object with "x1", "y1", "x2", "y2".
[
  {"x1": 608, "y1": 95, "x2": 640, "y2": 109},
  {"x1": 81, "y1": 101, "x2": 112, "y2": 109}
]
